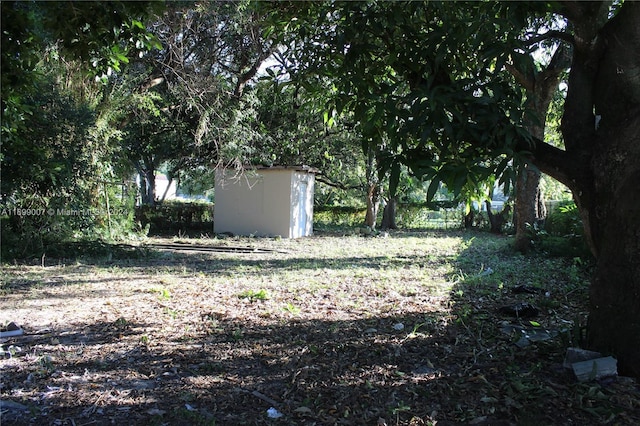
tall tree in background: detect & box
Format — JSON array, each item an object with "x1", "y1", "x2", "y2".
[
  {"x1": 270, "y1": 1, "x2": 640, "y2": 377},
  {"x1": 253, "y1": 79, "x2": 364, "y2": 182},
  {"x1": 1, "y1": 53, "x2": 102, "y2": 255},
  {"x1": 146, "y1": 1, "x2": 276, "y2": 171},
  {"x1": 104, "y1": 67, "x2": 195, "y2": 206},
  {"x1": 505, "y1": 15, "x2": 572, "y2": 251},
  {"x1": 92, "y1": 1, "x2": 279, "y2": 206}
]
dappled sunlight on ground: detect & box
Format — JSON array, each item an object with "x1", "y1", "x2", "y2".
[{"x1": 1, "y1": 230, "x2": 638, "y2": 424}]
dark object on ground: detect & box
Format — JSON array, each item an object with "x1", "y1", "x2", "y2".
[
  {"x1": 500, "y1": 323, "x2": 560, "y2": 348},
  {"x1": 498, "y1": 302, "x2": 539, "y2": 318},
  {"x1": 0, "y1": 399, "x2": 30, "y2": 424},
  {"x1": 144, "y1": 242, "x2": 285, "y2": 254},
  {"x1": 511, "y1": 285, "x2": 545, "y2": 295}
]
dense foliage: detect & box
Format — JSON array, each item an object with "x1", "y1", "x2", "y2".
[{"x1": 1, "y1": 1, "x2": 159, "y2": 257}]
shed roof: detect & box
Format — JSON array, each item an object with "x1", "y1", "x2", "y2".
[{"x1": 248, "y1": 165, "x2": 320, "y2": 174}]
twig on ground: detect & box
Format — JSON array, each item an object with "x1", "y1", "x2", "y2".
[
  {"x1": 83, "y1": 391, "x2": 109, "y2": 417},
  {"x1": 235, "y1": 387, "x2": 280, "y2": 407}
]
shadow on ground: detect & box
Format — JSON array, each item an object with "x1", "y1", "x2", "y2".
[{"x1": 1, "y1": 231, "x2": 638, "y2": 425}]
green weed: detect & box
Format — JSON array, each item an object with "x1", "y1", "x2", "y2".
[
  {"x1": 152, "y1": 287, "x2": 171, "y2": 300},
  {"x1": 230, "y1": 329, "x2": 243, "y2": 341},
  {"x1": 165, "y1": 308, "x2": 179, "y2": 319},
  {"x1": 283, "y1": 302, "x2": 301, "y2": 315},
  {"x1": 238, "y1": 288, "x2": 269, "y2": 302}
]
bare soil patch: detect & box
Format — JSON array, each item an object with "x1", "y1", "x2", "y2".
[{"x1": 1, "y1": 230, "x2": 638, "y2": 425}]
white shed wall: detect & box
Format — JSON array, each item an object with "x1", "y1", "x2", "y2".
[
  {"x1": 290, "y1": 171, "x2": 315, "y2": 238},
  {"x1": 214, "y1": 168, "x2": 314, "y2": 238}
]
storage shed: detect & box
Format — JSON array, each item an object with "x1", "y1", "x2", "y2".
[{"x1": 214, "y1": 166, "x2": 317, "y2": 238}]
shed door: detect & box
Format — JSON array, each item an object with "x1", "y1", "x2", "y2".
[{"x1": 296, "y1": 181, "x2": 308, "y2": 237}]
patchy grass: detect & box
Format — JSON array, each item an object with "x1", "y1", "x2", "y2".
[{"x1": 1, "y1": 230, "x2": 638, "y2": 425}]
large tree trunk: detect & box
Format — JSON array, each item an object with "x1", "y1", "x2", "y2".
[
  {"x1": 531, "y1": 2, "x2": 640, "y2": 377},
  {"x1": 139, "y1": 168, "x2": 156, "y2": 206},
  {"x1": 380, "y1": 196, "x2": 398, "y2": 230},
  {"x1": 584, "y1": 115, "x2": 640, "y2": 378},
  {"x1": 513, "y1": 166, "x2": 542, "y2": 251},
  {"x1": 364, "y1": 183, "x2": 380, "y2": 229},
  {"x1": 582, "y1": 3, "x2": 640, "y2": 378}
]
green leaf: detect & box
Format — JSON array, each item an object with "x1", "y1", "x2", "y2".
[{"x1": 426, "y1": 178, "x2": 440, "y2": 202}]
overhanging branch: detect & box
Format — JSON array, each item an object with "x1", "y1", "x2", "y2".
[
  {"x1": 523, "y1": 30, "x2": 575, "y2": 47},
  {"x1": 315, "y1": 174, "x2": 362, "y2": 191},
  {"x1": 505, "y1": 63, "x2": 535, "y2": 91},
  {"x1": 515, "y1": 136, "x2": 588, "y2": 195}
]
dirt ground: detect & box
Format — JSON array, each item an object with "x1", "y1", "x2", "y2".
[{"x1": 1, "y1": 231, "x2": 639, "y2": 425}]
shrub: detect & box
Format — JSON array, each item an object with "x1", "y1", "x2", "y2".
[
  {"x1": 313, "y1": 205, "x2": 367, "y2": 228},
  {"x1": 313, "y1": 203, "x2": 464, "y2": 230},
  {"x1": 545, "y1": 201, "x2": 583, "y2": 237},
  {"x1": 135, "y1": 200, "x2": 214, "y2": 234},
  {"x1": 539, "y1": 201, "x2": 592, "y2": 259},
  {"x1": 395, "y1": 203, "x2": 464, "y2": 229}
]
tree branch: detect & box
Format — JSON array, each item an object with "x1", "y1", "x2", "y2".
[
  {"x1": 523, "y1": 30, "x2": 576, "y2": 47},
  {"x1": 505, "y1": 63, "x2": 534, "y2": 92},
  {"x1": 546, "y1": 42, "x2": 573, "y2": 72},
  {"x1": 233, "y1": 45, "x2": 276, "y2": 98},
  {"x1": 315, "y1": 173, "x2": 362, "y2": 191},
  {"x1": 516, "y1": 137, "x2": 589, "y2": 196}
]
